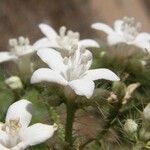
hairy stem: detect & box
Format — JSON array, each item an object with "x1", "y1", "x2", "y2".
[{"x1": 65, "y1": 101, "x2": 76, "y2": 148}]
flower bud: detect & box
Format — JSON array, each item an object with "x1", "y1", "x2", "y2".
[
  {"x1": 143, "y1": 103, "x2": 150, "y2": 122},
  {"x1": 5, "y1": 76, "x2": 23, "y2": 90},
  {"x1": 112, "y1": 81, "x2": 126, "y2": 99},
  {"x1": 124, "y1": 119, "x2": 138, "y2": 134}
]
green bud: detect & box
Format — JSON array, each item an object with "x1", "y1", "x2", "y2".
[
  {"x1": 112, "y1": 81, "x2": 126, "y2": 99},
  {"x1": 124, "y1": 119, "x2": 138, "y2": 135}
]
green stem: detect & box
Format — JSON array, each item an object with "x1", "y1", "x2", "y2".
[{"x1": 65, "y1": 101, "x2": 76, "y2": 148}]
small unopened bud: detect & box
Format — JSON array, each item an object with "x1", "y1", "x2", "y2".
[
  {"x1": 141, "y1": 60, "x2": 146, "y2": 66},
  {"x1": 122, "y1": 82, "x2": 140, "y2": 104},
  {"x1": 100, "y1": 51, "x2": 106, "y2": 57},
  {"x1": 5, "y1": 76, "x2": 23, "y2": 90},
  {"x1": 53, "y1": 123, "x2": 58, "y2": 131},
  {"x1": 143, "y1": 103, "x2": 150, "y2": 122},
  {"x1": 107, "y1": 92, "x2": 118, "y2": 103},
  {"x1": 124, "y1": 119, "x2": 138, "y2": 134}
]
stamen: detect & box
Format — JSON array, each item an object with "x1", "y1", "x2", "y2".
[
  {"x1": 9, "y1": 39, "x2": 18, "y2": 47},
  {"x1": 121, "y1": 17, "x2": 141, "y2": 41},
  {"x1": 63, "y1": 57, "x2": 69, "y2": 65},
  {"x1": 18, "y1": 36, "x2": 26, "y2": 45},
  {"x1": 5, "y1": 119, "x2": 22, "y2": 137},
  {"x1": 59, "y1": 26, "x2": 66, "y2": 37}
]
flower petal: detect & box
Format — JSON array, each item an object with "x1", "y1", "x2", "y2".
[
  {"x1": 0, "y1": 52, "x2": 16, "y2": 63},
  {"x1": 0, "y1": 144, "x2": 9, "y2": 150},
  {"x1": 31, "y1": 68, "x2": 68, "y2": 85},
  {"x1": 83, "y1": 69, "x2": 120, "y2": 81},
  {"x1": 33, "y1": 38, "x2": 59, "y2": 50},
  {"x1": 134, "y1": 32, "x2": 150, "y2": 51},
  {"x1": 11, "y1": 142, "x2": 27, "y2": 150},
  {"x1": 39, "y1": 24, "x2": 58, "y2": 41},
  {"x1": 0, "y1": 131, "x2": 9, "y2": 149},
  {"x1": 20, "y1": 123, "x2": 57, "y2": 147},
  {"x1": 135, "y1": 32, "x2": 150, "y2": 41},
  {"x1": 91, "y1": 23, "x2": 114, "y2": 34},
  {"x1": 69, "y1": 79, "x2": 95, "y2": 99},
  {"x1": 107, "y1": 33, "x2": 125, "y2": 45},
  {"x1": 37, "y1": 48, "x2": 66, "y2": 72},
  {"x1": 5, "y1": 99, "x2": 33, "y2": 128},
  {"x1": 78, "y1": 39, "x2": 100, "y2": 48}
]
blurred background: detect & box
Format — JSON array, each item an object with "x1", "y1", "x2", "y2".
[{"x1": 0, "y1": 0, "x2": 149, "y2": 50}]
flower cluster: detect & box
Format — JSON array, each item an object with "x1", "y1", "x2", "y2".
[{"x1": 0, "y1": 16, "x2": 149, "y2": 149}]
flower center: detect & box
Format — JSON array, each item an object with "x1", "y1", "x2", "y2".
[
  {"x1": 9, "y1": 36, "x2": 32, "y2": 56},
  {"x1": 5, "y1": 119, "x2": 21, "y2": 137},
  {"x1": 56, "y1": 26, "x2": 80, "y2": 57},
  {"x1": 121, "y1": 17, "x2": 141, "y2": 42},
  {"x1": 1, "y1": 119, "x2": 22, "y2": 148},
  {"x1": 61, "y1": 46, "x2": 92, "y2": 81}
]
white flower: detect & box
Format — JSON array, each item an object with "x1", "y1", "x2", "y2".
[
  {"x1": 91, "y1": 17, "x2": 150, "y2": 52},
  {"x1": 31, "y1": 47, "x2": 119, "y2": 99},
  {"x1": 0, "y1": 36, "x2": 35, "y2": 63},
  {"x1": 33, "y1": 24, "x2": 100, "y2": 57},
  {"x1": 0, "y1": 99, "x2": 57, "y2": 150}
]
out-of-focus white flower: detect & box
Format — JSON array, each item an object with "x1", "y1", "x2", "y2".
[
  {"x1": 33, "y1": 24, "x2": 100, "y2": 57},
  {"x1": 31, "y1": 46, "x2": 119, "y2": 99},
  {"x1": 91, "y1": 17, "x2": 150, "y2": 52},
  {"x1": 124, "y1": 119, "x2": 138, "y2": 134},
  {"x1": 0, "y1": 36, "x2": 35, "y2": 63},
  {"x1": 0, "y1": 99, "x2": 57, "y2": 150},
  {"x1": 5, "y1": 76, "x2": 23, "y2": 90}
]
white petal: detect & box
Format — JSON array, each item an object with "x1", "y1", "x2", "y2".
[
  {"x1": 0, "y1": 144, "x2": 9, "y2": 150},
  {"x1": 0, "y1": 131, "x2": 9, "y2": 149},
  {"x1": 19, "y1": 46, "x2": 35, "y2": 56},
  {"x1": 31, "y1": 68, "x2": 68, "y2": 86},
  {"x1": 91, "y1": 23, "x2": 114, "y2": 34},
  {"x1": 69, "y1": 79, "x2": 95, "y2": 99},
  {"x1": 113, "y1": 20, "x2": 124, "y2": 35},
  {"x1": 134, "y1": 41, "x2": 150, "y2": 52},
  {"x1": 5, "y1": 99, "x2": 33, "y2": 128},
  {"x1": 39, "y1": 24, "x2": 58, "y2": 41},
  {"x1": 134, "y1": 33, "x2": 150, "y2": 51},
  {"x1": 83, "y1": 69, "x2": 120, "y2": 81},
  {"x1": 33, "y1": 38, "x2": 59, "y2": 50},
  {"x1": 37, "y1": 48, "x2": 66, "y2": 72},
  {"x1": 11, "y1": 142, "x2": 27, "y2": 150},
  {"x1": 78, "y1": 39, "x2": 100, "y2": 48},
  {"x1": 107, "y1": 33, "x2": 125, "y2": 45},
  {"x1": 0, "y1": 52, "x2": 16, "y2": 63},
  {"x1": 20, "y1": 123, "x2": 57, "y2": 146},
  {"x1": 135, "y1": 32, "x2": 150, "y2": 41}
]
